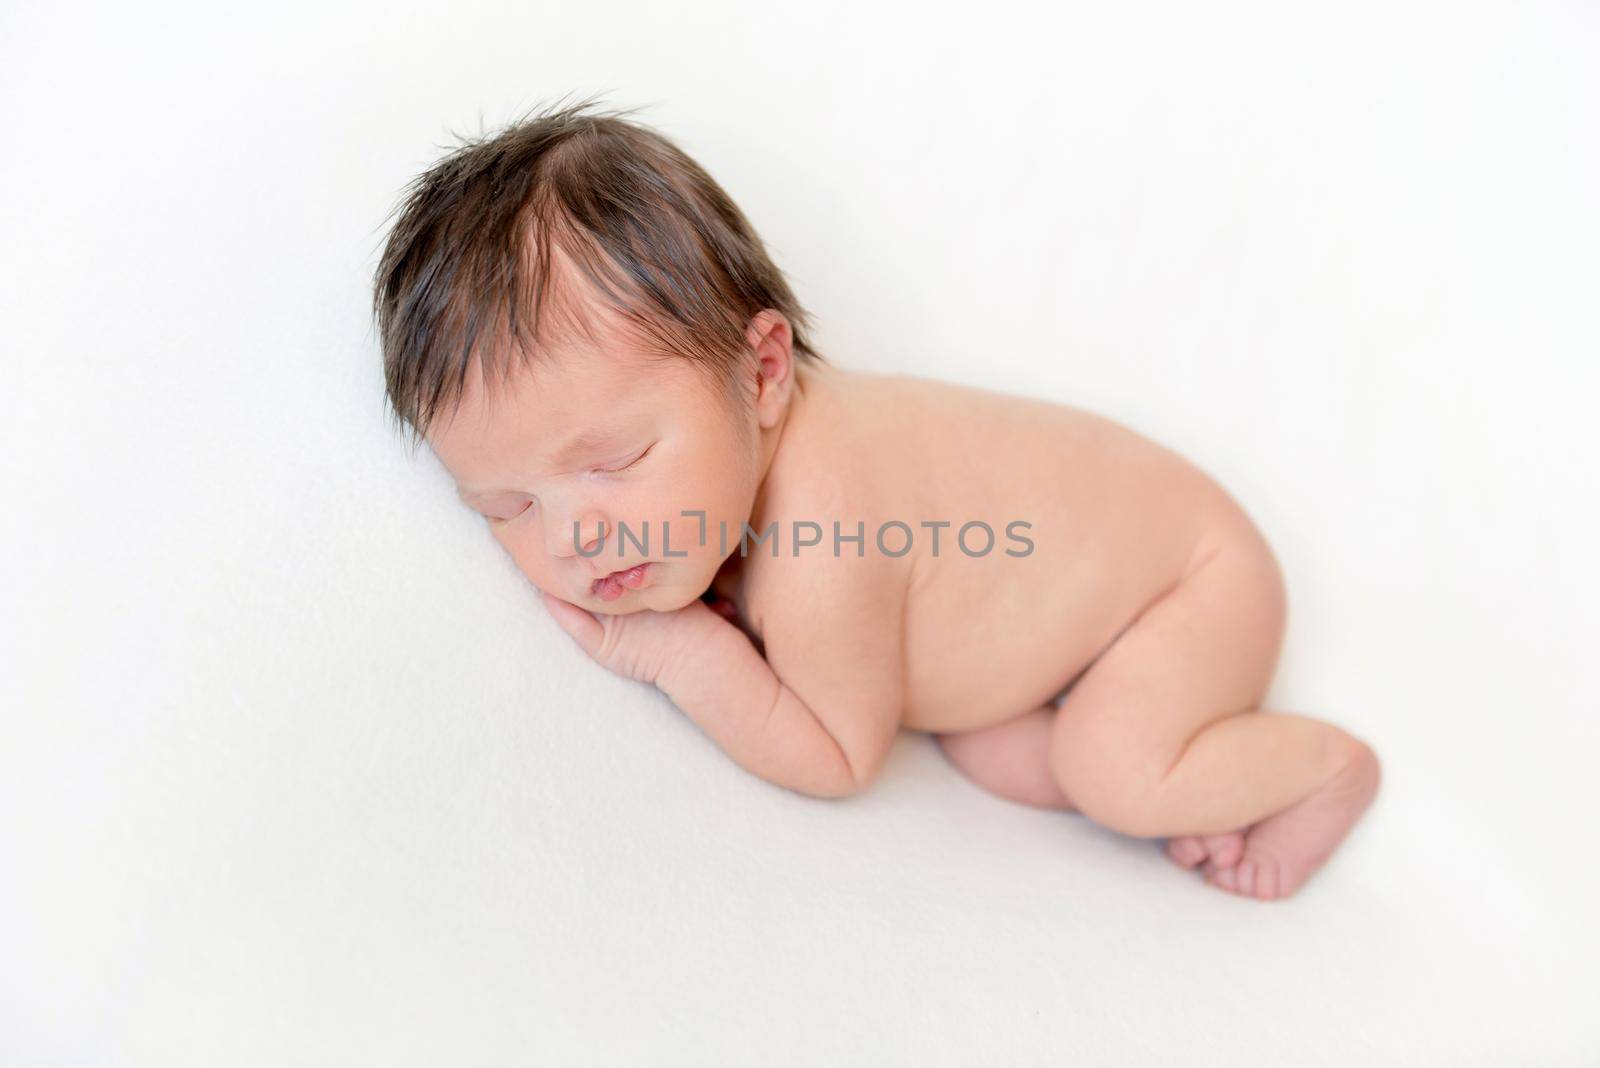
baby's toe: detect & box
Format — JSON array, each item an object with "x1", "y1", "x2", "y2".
[
  {"x1": 1204, "y1": 862, "x2": 1239, "y2": 892},
  {"x1": 1234, "y1": 859, "x2": 1258, "y2": 897},
  {"x1": 1253, "y1": 858, "x2": 1281, "y2": 900},
  {"x1": 1203, "y1": 833, "x2": 1245, "y2": 869},
  {"x1": 1165, "y1": 836, "x2": 1207, "y2": 869}
]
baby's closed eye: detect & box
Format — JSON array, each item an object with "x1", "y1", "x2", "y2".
[
  {"x1": 485, "y1": 499, "x2": 532, "y2": 522},
  {"x1": 593, "y1": 443, "x2": 654, "y2": 474}
]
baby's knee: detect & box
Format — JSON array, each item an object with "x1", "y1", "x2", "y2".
[
  {"x1": 1048, "y1": 732, "x2": 1172, "y2": 838},
  {"x1": 1063, "y1": 782, "x2": 1172, "y2": 838}
]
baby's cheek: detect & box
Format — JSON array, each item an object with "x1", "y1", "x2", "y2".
[{"x1": 497, "y1": 532, "x2": 549, "y2": 585}]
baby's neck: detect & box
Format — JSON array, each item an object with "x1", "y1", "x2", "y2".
[{"x1": 708, "y1": 362, "x2": 818, "y2": 604}]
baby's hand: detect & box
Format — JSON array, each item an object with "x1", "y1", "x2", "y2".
[{"x1": 539, "y1": 591, "x2": 722, "y2": 687}]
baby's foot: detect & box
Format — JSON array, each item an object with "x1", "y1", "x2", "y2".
[
  {"x1": 1164, "y1": 831, "x2": 1244, "y2": 872},
  {"x1": 1203, "y1": 743, "x2": 1381, "y2": 901}
]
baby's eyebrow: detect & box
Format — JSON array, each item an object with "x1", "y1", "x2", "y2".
[
  {"x1": 548, "y1": 428, "x2": 630, "y2": 468},
  {"x1": 457, "y1": 427, "x2": 631, "y2": 500}
]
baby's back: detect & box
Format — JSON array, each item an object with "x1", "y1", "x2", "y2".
[{"x1": 761, "y1": 365, "x2": 1248, "y2": 733}]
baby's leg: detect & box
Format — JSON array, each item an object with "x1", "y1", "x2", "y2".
[
  {"x1": 935, "y1": 705, "x2": 1250, "y2": 868},
  {"x1": 1047, "y1": 518, "x2": 1379, "y2": 900},
  {"x1": 936, "y1": 705, "x2": 1077, "y2": 811}
]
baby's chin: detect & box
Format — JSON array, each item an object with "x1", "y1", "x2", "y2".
[{"x1": 588, "y1": 586, "x2": 695, "y2": 615}]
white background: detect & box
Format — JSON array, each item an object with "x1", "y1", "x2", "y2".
[{"x1": 3, "y1": 0, "x2": 1596, "y2": 1063}]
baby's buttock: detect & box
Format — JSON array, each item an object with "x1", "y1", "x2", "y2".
[
  {"x1": 887, "y1": 392, "x2": 1244, "y2": 734},
  {"x1": 899, "y1": 552, "x2": 1194, "y2": 733}
]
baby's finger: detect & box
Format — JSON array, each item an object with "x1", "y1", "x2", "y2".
[{"x1": 540, "y1": 591, "x2": 605, "y2": 658}]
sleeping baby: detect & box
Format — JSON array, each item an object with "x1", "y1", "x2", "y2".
[{"x1": 372, "y1": 98, "x2": 1379, "y2": 900}]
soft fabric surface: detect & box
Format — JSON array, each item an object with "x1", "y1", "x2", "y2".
[{"x1": 3, "y1": 1, "x2": 1595, "y2": 1063}]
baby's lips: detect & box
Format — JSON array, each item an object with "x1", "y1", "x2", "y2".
[{"x1": 588, "y1": 563, "x2": 647, "y2": 602}]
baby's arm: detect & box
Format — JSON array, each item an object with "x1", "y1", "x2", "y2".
[
  {"x1": 655, "y1": 611, "x2": 860, "y2": 798},
  {"x1": 659, "y1": 557, "x2": 907, "y2": 799},
  {"x1": 540, "y1": 556, "x2": 907, "y2": 800}
]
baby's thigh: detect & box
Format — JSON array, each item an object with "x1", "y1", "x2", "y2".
[{"x1": 1047, "y1": 517, "x2": 1288, "y2": 796}]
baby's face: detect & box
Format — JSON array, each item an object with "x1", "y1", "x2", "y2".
[{"x1": 425, "y1": 340, "x2": 762, "y2": 615}]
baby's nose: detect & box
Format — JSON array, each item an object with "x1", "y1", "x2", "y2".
[{"x1": 550, "y1": 510, "x2": 608, "y2": 559}]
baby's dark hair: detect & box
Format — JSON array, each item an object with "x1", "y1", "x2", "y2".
[{"x1": 371, "y1": 93, "x2": 826, "y2": 447}]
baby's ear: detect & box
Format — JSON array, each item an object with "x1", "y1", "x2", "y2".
[{"x1": 746, "y1": 309, "x2": 794, "y2": 427}]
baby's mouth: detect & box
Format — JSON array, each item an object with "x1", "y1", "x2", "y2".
[{"x1": 590, "y1": 563, "x2": 654, "y2": 603}]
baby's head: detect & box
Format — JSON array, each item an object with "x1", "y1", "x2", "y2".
[{"x1": 372, "y1": 97, "x2": 825, "y2": 613}]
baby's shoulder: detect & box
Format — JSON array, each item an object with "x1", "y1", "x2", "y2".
[
  {"x1": 766, "y1": 366, "x2": 922, "y2": 511},
  {"x1": 740, "y1": 533, "x2": 911, "y2": 671},
  {"x1": 738, "y1": 455, "x2": 914, "y2": 650}
]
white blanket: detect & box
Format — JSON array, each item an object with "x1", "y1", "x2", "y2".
[{"x1": 3, "y1": 0, "x2": 1595, "y2": 1062}]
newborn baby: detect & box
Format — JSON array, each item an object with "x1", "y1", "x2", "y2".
[{"x1": 373, "y1": 99, "x2": 1379, "y2": 901}]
